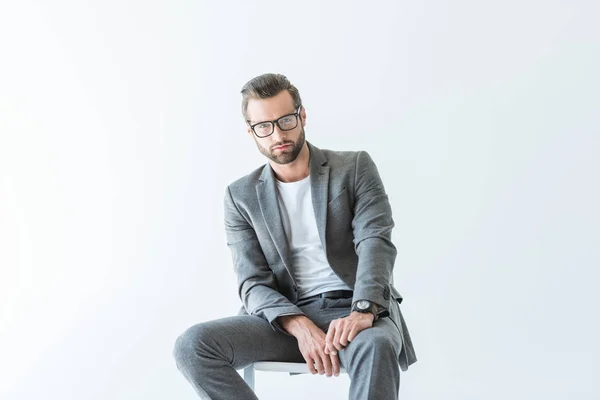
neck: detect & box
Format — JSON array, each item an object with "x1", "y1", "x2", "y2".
[{"x1": 270, "y1": 142, "x2": 310, "y2": 183}]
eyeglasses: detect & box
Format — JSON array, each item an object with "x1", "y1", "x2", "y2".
[{"x1": 247, "y1": 105, "x2": 302, "y2": 138}]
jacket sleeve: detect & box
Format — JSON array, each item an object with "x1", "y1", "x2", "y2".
[
  {"x1": 224, "y1": 186, "x2": 304, "y2": 333},
  {"x1": 351, "y1": 151, "x2": 397, "y2": 312}
]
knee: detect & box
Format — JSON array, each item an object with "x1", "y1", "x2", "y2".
[
  {"x1": 173, "y1": 323, "x2": 218, "y2": 368},
  {"x1": 351, "y1": 328, "x2": 400, "y2": 357},
  {"x1": 172, "y1": 327, "x2": 194, "y2": 368}
]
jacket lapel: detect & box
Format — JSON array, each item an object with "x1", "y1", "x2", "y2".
[
  {"x1": 256, "y1": 164, "x2": 293, "y2": 274},
  {"x1": 308, "y1": 142, "x2": 330, "y2": 254}
]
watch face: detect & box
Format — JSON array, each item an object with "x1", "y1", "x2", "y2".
[{"x1": 357, "y1": 300, "x2": 370, "y2": 310}]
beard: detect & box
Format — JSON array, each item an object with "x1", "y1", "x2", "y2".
[{"x1": 255, "y1": 127, "x2": 306, "y2": 165}]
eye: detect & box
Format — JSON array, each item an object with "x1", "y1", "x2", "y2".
[
  {"x1": 280, "y1": 116, "x2": 293, "y2": 123},
  {"x1": 256, "y1": 123, "x2": 270, "y2": 129}
]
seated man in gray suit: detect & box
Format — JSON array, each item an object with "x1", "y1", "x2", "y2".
[{"x1": 173, "y1": 73, "x2": 416, "y2": 399}]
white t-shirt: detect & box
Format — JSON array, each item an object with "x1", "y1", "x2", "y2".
[{"x1": 275, "y1": 175, "x2": 351, "y2": 299}]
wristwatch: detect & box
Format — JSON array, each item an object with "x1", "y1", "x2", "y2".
[{"x1": 351, "y1": 300, "x2": 378, "y2": 320}]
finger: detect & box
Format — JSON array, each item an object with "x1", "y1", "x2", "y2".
[
  {"x1": 321, "y1": 351, "x2": 333, "y2": 377},
  {"x1": 325, "y1": 323, "x2": 337, "y2": 355},
  {"x1": 306, "y1": 355, "x2": 318, "y2": 375},
  {"x1": 333, "y1": 322, "x2": 345, "y2": 351},
  {"x1": 347, "y1": 326, "x2": 362, "y2": 343},
  {"x1": 324, "y1": 343, "x2": 336, "y2": 355},
  {"x1": 338, "y1": 324, "x2": 351, "y2": 347},
  {"x1": 313, "y1": 354, "x2": 324, "y2": 375},
  {"x1": 330, "y1": 353, "x2": 341, "y2": 377}
]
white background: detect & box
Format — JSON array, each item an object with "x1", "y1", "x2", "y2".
[{"x1": 1, "y1": 1, "x2": 599, "y2": 399}]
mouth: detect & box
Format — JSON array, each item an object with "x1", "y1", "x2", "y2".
[{"x1": 273, "y1": 144, "x2": 291, "y2": 151}]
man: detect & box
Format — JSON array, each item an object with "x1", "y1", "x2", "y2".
[{"x1": 173, "y1": 73, "x2": 416, "y2": 399}]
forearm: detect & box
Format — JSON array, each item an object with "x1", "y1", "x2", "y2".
[
  {"x1": 353, "y1": 238, "x2": 396, "y2": 308},
  {"x1": 240, "y1": 283, "x2": 306, "y2": 333},
  {"x1": 278, "y1": 314, "x2": 317, "y2": 338},
  {"x1": 351, "y1": 151, "x2": 397, "y2": 312}
]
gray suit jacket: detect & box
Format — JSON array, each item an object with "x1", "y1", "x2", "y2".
[{"x1": 224, "y1": 142, "x2": 416, "y2": 371}]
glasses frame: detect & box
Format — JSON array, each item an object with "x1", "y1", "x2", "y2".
[{"x1": 247, "y1": 105, "x2": 303, "y2": 138}]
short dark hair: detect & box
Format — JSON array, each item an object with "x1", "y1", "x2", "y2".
[{"x1": 241, "y1": 73, "x2": 302, "y2": 120}]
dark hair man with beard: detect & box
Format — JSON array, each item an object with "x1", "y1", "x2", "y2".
[{"x1": 174, "y1": 73, "x2": 416, "y2": 400}]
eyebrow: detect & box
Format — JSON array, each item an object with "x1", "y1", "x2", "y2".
[{"x1": 248, "y1": 110, "x2": 297, "y2": 125}]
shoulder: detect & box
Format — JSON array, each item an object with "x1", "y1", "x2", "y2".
[
  {"x1": 225, "y1": 164, "x2": 265, "y2": 196},
  {"x1": 316, "y1": 145, "x2": 375, "y2": 170},
  {"x1": 313, "y1": 145, "x2": 383, "y2": 192}
]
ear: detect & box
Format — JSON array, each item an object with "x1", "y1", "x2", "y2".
[{"x1": 300, "y1": 107, "x2": 307, "y2": 127}]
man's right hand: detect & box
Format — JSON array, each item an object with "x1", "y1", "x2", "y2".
[{"x1": 278, "y1": 315, "x2": 340, "y2": 377}]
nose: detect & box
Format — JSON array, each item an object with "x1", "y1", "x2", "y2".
[{"x1": 271, "y1": 124, "x2": 286, "y2": 142}]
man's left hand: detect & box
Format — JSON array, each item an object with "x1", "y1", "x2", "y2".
[{"x1": 324, "y1": 312, "x2": 375, "y2": 355}]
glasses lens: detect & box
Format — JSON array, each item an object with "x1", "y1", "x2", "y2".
[
  {"x1": 253, "y1": 122, "x2": 274, "y2": 137},
  {"x1": 277, "y1": 114, "x2": 298, "y2": 131}
]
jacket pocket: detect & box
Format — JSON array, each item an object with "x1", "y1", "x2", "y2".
[
  {"x1": 328, "y1": 187, "x2": 348, "y2": 205},
  {"x1": 327, "y1": 187, "x2": 352, "y2": 216}
]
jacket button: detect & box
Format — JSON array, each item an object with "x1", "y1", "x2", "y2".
[
  {"x1": 383, "y1": 287, "x2": 390, "y2": 300},
  {"x1": 293, "y1": 285, "x2": 297, "y2": 291}
]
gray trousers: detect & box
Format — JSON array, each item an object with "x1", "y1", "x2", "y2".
[{"x1": 173, "y1": 297, "x2": 403, "y2": 400}]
